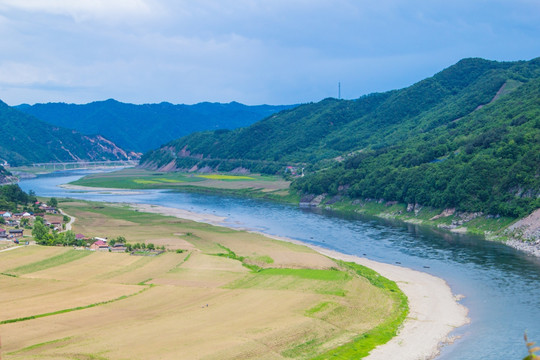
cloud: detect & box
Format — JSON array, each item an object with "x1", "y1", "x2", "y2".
[
  {"x1": 0, "y1": 0, "x2": 538, "y2": 105},
  {"x1": 0, "y1": 0, "x2": 160, "y2": 23}
]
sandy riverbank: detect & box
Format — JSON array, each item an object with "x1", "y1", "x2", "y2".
[{"x1": 129, "y1": 202, "x2": 470, "y2": 360}]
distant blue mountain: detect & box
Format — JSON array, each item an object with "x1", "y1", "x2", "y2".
[
  {"x1": 16, "y1": 99, "x2": 296, "y2": 152},
  {"x1": 0, "y1": 100, "x2": 138, "y2": 166}
]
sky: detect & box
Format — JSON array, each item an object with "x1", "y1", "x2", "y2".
[{"x1": 0, "y1": 0, "x2": 539, "y2": 106}]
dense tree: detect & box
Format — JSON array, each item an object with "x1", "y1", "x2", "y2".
[
  {"x1": 49, "y1": 197, "x2": 58, "y2": 208},
  {"x1": 32, "y1": 219, "x2": 49, "y2": 243}
]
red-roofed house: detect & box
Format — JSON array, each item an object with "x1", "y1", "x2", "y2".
[
  {"x1": 0, "y1": 228, "x2": 6, "y2": 238},
  {"x1": 90, "y1": 240, "x2": 109, "y2": 251}
]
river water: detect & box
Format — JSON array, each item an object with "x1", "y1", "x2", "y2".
[{"x1": 19, "y1": 170, "x2": 540, "y2": 359}]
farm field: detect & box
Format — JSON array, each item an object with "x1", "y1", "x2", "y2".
[
  {"x1": 68, "y1": 167, "x2": 291, "y2": 194},
  {"x1": 0, "y1": 200, "x2": 406, "y2": 360}
]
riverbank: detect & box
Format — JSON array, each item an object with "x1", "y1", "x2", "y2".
[
  {"x1": 322, "y1": 198, "x2": 540, "y2": 258},
  {"x1": 65, "y1": 168, "x2": 540, "y2": 258},
  {"x1": 129, "y1": 202, "x2": 470, "y2": 359}
]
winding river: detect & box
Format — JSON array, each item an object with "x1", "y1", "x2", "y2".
[{"x1": 19, "y1": 170, "x2": 540, "y2": 360}]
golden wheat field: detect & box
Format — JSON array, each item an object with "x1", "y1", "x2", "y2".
[{"x1": 0, "y1": 200, "x2": 396, "y2": 360}]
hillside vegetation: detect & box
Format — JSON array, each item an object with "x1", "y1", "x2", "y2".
[
  {"x1": 141, "y1": 57, "x2": 540, "y2": 217},
  {"x1": 17, "y1": 99, "x2": 295, "y2": 152},
  {"x1": 0, "y1": 100, "x2": 138, "y2": 166}
]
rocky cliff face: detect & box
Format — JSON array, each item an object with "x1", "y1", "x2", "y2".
[
  {"x1": 0, "y1": 166, "x2": 17, "y2": 185},
  {"x1": 84, "y1": 135, "x2": 142, "y2": 161}
]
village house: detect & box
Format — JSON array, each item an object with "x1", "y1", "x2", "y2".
[
  {"x1": 50, "y1": 221, "x2": 62, "y2": 231},
  {"x1": 90, "y1": 239, "x2": 109, "y2": 251},
  {"x1": 75, "y1": 233, "x2": 87, "y2": 241},
  {"x1": 5, "y1": 219, "x2": 18, "y2": 226},
  {"x1": 110, "y1": 243, "x2": 127, "y2": 253},
  {"x1": 9, "y1": 229, "x2": 23, "y2": 238},
  {"x1": 44, "y1": 207, "x2": 57, "y2": 214},
  {"x1": 0, "y1": 228, "x2": 6, "y2": 238}
]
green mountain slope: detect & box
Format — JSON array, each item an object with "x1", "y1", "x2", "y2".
[
  {"x1": 16, "y1": 100, "x2": 295, "y2": 152},
  {"x1": 141, "y1": 57, "x2": 540, "y2": 217},
  {"x1": 0, "y1": 100, "x2": 138, "y2": 166}
]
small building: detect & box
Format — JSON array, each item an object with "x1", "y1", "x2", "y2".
[
  {"x1": 110, "y1": 243, "x2": 127, "y2": 253},
  {"x1": 9, "y1": 229, "x2": 23, "y2": 238},
  {"x1": 1, "y1": 212, "x2": 12, "y2": 219},
  {"x1": 51, "y1": 222, "x2": 62, "y2": 230},
  {"x1": 75, "y1": 233, "x2": 86, "y2": 240},
  {"x1": 90, "y1": 240, "x2": 109, "y2": 251},
  {"x1": 0, "y1": 228, "x2": 6, "y2": 238}
]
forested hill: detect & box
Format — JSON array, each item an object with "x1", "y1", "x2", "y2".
[
  {"x1": 0, "y1": 100, "x2": 138, "y2": 166},
  {"x1": 16, "y1": 100, "x2": 295, "y2": 152},
  {"x1": 141, "y1": 57, "x2": 540, "y2": 217}
]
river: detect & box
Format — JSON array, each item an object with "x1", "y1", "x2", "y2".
[{"x1": 19, "y1": 170, "x2": 540, "y2": 360}]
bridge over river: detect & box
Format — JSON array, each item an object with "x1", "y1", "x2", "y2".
[{"x1": 26, "y1": 160, "x2": 138, "y2": 171}]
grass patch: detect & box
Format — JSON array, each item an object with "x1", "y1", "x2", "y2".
[
  {"x1": 464, "y1": 215, "x2": 516, "y2": 235},
  {"x1": 251, "y1": 255, "x2": 274, "y2": 264},
  {"x1": 214, "y1": 244, "x2": 262, "y2": 272},
  {"x1": 259, "y1": 268, "x2": 350, "y2": 281},
  {"x1": 305, "y1": 301, "x2": 333, "y2": 316},
  {"x1": 310, "y1": 261, "x2": 409, "y2": 359},
  {"x1": 225, "y1": 266, "x2": 351, "y2": 296},
  {"x1": 282, "y1": 338, "x2": 322, "y2": 358},
  {"x1": 7, "y1": 250, "x2": 92, "y2": 276},
  {"x1": 7, "y1": 336, "x2": 73, "y2": 355},
  {"x1": 1, "y1": 272, "x2": 18, "y2": 277}
]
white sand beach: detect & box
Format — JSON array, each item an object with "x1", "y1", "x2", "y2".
[{"x1": 130, "y1": 202, "x2": 470, "y2": 360}]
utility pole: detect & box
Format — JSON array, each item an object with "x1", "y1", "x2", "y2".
[{"x1": 338, "y1": 82, "x2": 341, "y2": 99}]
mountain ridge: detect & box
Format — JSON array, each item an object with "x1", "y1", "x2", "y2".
[
  {"x1": 16, "y1": 99, "x2": 296, "y2": 152},
  {"x1": 0, "y1": 100, "x2": 139, "y2": 166},
  {"x1": 139, "y1": 57, "x2": 540, "y2": 217}
]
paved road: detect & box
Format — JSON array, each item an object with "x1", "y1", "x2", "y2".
[{"x1": 59, "y1": 208, "x2": 76, "y2": 231}]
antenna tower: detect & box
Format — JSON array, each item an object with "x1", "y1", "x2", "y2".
[{"x1": 338, "y1": 82, "x2": 341, "y2": 99}]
